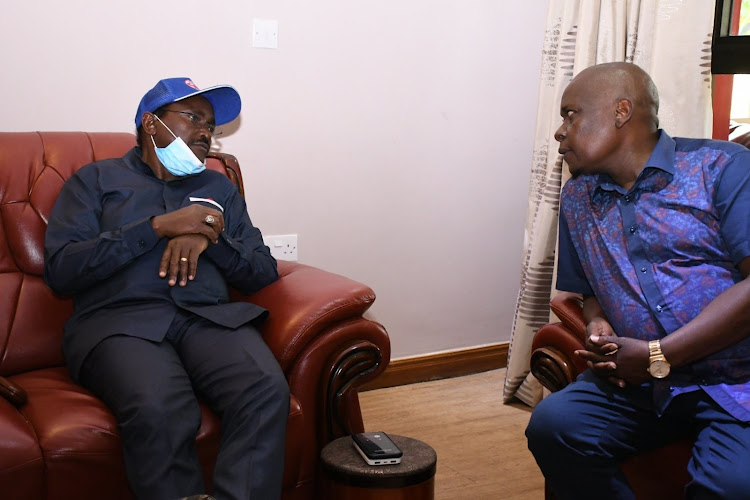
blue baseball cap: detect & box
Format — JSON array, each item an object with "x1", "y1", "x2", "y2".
[{"x1": 135, "y1": 77, "x2": 241, "y2": 127}]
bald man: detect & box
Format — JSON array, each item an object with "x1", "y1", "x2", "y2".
[{"x1": 526, "y1": 63, "x2": 750, "y2": 499}]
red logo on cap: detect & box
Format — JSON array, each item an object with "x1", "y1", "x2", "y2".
[{"x1": 185, "y1": 79, "x2": 199, "y2": 90}]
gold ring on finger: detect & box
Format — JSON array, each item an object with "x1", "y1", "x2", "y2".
[
  {"x1": 205, "y1": 215, "x2": 216, "y2": 224},
  {"x1": 180, "y1": 257, "x2": 188, "y2": 262}
]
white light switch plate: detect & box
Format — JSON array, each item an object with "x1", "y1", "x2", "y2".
[{"x1": 253, "y1": 19, "x2": 278, "y2": 49}]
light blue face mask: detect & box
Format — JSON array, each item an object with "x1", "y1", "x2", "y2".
[{"x1": 150, "y1": 115, "x2": 206, "y2": 176}]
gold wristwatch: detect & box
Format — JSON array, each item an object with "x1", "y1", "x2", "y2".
[{"x1": 647, "y1": 339, "x2": 671, "y2": 378}]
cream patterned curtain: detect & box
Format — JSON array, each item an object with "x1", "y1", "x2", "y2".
[{"x1": 503, "y1": 0, "x2": 715, "y2": 407}]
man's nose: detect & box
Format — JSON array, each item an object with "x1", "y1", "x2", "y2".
[
  {"x1": 197, "y1": 128, "x2": 212, "y2": 142},
  {"x1": 554, "y1": 124, "x2": 565, "y2": 143}
]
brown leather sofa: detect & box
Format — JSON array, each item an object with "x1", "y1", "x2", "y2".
[
  {"x1": 530, "y1": 292, "x2": 692, "y2": 499},
  {"x1": 0, "y1": 131, "x2": 391, "y2": 500}
]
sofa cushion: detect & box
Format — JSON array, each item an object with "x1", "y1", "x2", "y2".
[
  {"x1": 12, "y1": 367, "x2": 305, "y2": 497},
  {"x1": 14, "y1": 368, "x2": 134, "y2": 499},
  {"x1": 15, "y1": 368, "x2": 225, "y2": 499}
]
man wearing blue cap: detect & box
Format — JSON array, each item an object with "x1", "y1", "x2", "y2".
[{"x1": 44, "y1": 78, "x2": 289, "y2": 500}]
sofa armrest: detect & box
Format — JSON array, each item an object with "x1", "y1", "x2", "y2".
[
  {"x1": 0, "y1": 376, "x2": 27, "y2": 407},
  {"x1": 531, "y1": 293, "x2": 588, "y2": 393},
  {"x1": 232, "y1": 260, "x2": 390, "y2": 464},
  {"x1": 550, "y1": 292, "x2": 585, "y2": 335},
  {"x1": 530, "y1": 322, "x2": 587, "y2": 392},
  {"x1": 233, "y1": 261, "x2": 378, "y2": 372}
]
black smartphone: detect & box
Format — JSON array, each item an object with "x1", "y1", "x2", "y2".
[{"x1": 351, "y1": 431, "x2": 403, "y2": 465}]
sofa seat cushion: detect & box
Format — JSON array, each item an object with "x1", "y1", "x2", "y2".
[
  {"x1": 12, "y1": 367, "x2": 225, "y2": 499},
  {"x1": 10, "y1": 367, "x2": 306, "y2": 497},
  {"x1": 14, "y1": 367, "x2": 136, "y2": 499}
]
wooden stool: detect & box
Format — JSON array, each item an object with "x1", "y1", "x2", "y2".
[{"x1": 320, "y1": 434, "x2": 437, "y2": 500}]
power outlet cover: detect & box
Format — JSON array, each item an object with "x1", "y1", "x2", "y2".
[{"x1": 263, "y1": 234, "x2": 298, "y2": 261}]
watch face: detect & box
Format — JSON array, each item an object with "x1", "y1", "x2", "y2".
[{"x1": 649, "y1": 359, "x2": 670, "y2": 378}]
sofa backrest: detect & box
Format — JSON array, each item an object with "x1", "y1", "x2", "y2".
[{"x1": 0, "y1": 132, "x2": 242, "y2": 376}]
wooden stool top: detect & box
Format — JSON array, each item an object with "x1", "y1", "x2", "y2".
[{"x1": 321, "y1": 435, "x2": 437, "y2": 489}]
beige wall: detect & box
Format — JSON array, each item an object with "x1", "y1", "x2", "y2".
[{"x1": 0, "y1": 1, "x2": 549, "y2": 360}]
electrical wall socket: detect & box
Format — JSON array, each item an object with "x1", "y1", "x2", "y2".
[{"x1": 263, "y1": 234, "x2": 298, "y2": 261}]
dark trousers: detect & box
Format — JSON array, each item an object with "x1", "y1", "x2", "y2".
[
  {"x1": 80, "y1": 312, "x2": 289, "y2": 500},
  {"x1": 526, "y1": 370, "x2": 750, "y2": 500}
]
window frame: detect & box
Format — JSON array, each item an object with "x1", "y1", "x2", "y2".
[
  {"x1": 712, "y1": 0, "x2": 750, "y2": 74},
  {"x1": 712, "y1": 0, "x2": 750, "y2": 139}
]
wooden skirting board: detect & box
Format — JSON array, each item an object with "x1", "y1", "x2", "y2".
[{"x1": 360, "y1": 342, "x2": 508, "y2": 391}]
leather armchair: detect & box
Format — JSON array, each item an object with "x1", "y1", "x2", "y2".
[
  {"x1": 530, "y1": 292, "x2": 692, "y2": 500},
  {"x1": 0, "y1": 131, "x2": 390, "y2": 500}
]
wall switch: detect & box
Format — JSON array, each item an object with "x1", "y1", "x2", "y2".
[
  {"x1": 252, "y1": 18, "x2": 278, "y2": 49},
  {"x1": 263, "y1": 234, "x2": 298, "y2": 261}
]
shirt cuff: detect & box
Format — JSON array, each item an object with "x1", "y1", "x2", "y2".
[
  {"x1": 125, "y1": 217, "x2": 160, "y2": 256},
  {"x1": 204, "y1": 232, "x2": 241, "y2": 263}
]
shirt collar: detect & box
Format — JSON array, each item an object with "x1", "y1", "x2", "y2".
[
  {"x1": 123, "y1": 147, "x2": 154, "y2": 176},
  {"x1": 642, "y1": 129, "x2": 676, "y2": 176},
  {"x1": 595, "y1": 129, "x2": 676, "y2": 196}
]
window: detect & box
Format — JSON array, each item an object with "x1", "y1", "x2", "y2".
[
  {"x1": 712, "y1": 0, "x2": 750, "y2": 142},
  {"x1": 713, "y1": 0, "x2": 750, "y2": 73}
]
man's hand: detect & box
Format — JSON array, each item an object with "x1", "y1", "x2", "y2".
[
  {"x1": 151, "y1": 205, "x2": 225, "y2": 243},
  {"x1": 575, "y1": 318, "x2": 624, "y2": 386},
  {"x1": 577, "y1": 335, "x2": 652, "y2": 387},
  {"x1": 159, "y1": 234, "x2": 210, "y2": 286},
  {"x1": 599, "y1": 336, "x2": 651, "y2": 386}
]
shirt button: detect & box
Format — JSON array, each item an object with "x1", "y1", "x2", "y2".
[
  {"x1": 629, "y1": 226, "x2": 636, "y2": 234},
  {"x1": 138, "y1": 240, "x2": 146, "y2": 248},
  {"x1": 655, "y1": 305, "x2": 663, "y2": 312},
  {"x1": 641, "y1": 267, "x2": 647, "y2": 273},
  {"x1": 624, "y1": 195, "x2": 631, "y2": 202}
]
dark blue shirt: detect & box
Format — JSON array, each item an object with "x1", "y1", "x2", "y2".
[
  {"x1": 557, "y1": 131, "x2": 750, "y2": 420},
  {"x1": 44, "y1": 147, "x2": 278, "y2": 380}
]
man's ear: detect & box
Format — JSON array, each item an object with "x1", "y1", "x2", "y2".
[
  {"x1": 614, "y1": 99, "x2": 633, "y2": 129},
  {"x1": 141, "y1": 112, "x2": 157, "y2": 135}
]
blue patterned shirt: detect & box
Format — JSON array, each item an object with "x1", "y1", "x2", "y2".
[{"x1": 557, "y1": 131, "x2": 750, "y2": 421}]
